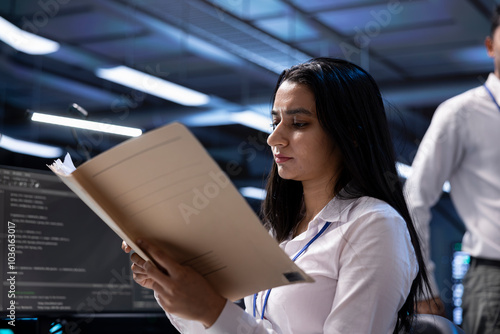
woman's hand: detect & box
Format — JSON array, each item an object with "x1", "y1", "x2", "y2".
[{"x1": 128, "y1": 240, "x2": 227, "y2": 328}]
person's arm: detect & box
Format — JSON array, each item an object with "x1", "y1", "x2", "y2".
[
  {"x1": 404, "y1": 101, "x2": 465, "y2": 314},
  {"x1": 323, "y1": 208, "x2": 418, "y2": 334},
  {"x1": 123, "y1": 240, "x2": 281, "y2": 333}
]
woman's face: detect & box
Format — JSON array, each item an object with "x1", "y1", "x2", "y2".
[{"x1": 267, "y1": 80, "x2": 343, "y2": 185}]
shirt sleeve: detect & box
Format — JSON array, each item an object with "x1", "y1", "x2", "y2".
[
  {"x1": 162, "y1": 299, "x2": 280, "y2": 333},
  {"x1": 323, "y1": 207, "x2": 418, "y2": 334},
  {"x1": 206, "y1": 299, "x2": 278, "y2": 334},
  {"x1": 404, "y1": 100, "x2": 466, "y2": 298}
]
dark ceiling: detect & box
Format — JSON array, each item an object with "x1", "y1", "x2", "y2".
[{"x1": 0, "y1": 0, "x2": 497, "y2": 195}]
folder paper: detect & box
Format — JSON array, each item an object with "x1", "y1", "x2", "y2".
[{"x1": 48, "y1": 122, "x2": 313, "y2": 301}]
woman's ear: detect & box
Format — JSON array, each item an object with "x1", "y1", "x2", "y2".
[{"x1": 486, "y1": 36, "x2": 495, "y2": 58}]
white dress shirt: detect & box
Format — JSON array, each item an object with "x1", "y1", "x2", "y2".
[
  {"x1": 163, "y1": 195, "x2": 418, "y2": 334},
  {"x1": 404, "y1": 72, "x2": 500, "y2": 296}
]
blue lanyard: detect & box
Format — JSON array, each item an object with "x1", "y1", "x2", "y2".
[
  {"x1": 253, "y1": 221, "x2": 332, "y2": 320},
  {"x1": 484, "y1": 84, "x2": 500, "y2": 113}
]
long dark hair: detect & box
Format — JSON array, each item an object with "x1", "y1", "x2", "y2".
[
  {"x1": 491, "y1": 4, "x2": 500, "y2": 37},
  {"x1": 261, "y1": 57, "x2": 430, "y2": 333}
]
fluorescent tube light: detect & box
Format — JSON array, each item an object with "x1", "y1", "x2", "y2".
[
  {"x1": 95, "y1": 66, "x2": 210, "y2": 106},
  {"x1": 231, "y1": 110, "x2": 272, "y2": 133},
  {"x1": 0, "y1": 16, "x2": 60, "y2": 55},
  {"x1": 0, "y1": 134, "x2": 63, "y2": 158},
  {"x1": 239, "y1": 187, "x2": 267, "y2": 200},
  {"x1": 31, "y1": 112, "x2": 142, "y2": 137}
]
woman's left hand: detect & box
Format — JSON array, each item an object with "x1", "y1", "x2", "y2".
[{"x1": 131, "y1": 240, "x2": 227, "y2": 328}]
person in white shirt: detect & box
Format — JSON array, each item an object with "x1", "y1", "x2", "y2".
[
  {"x1": 122, "y1": 57, "x2": 431, "y2": 334},
  {"x1": 404, "y1": 7, "x2": 500, "y2": 334}
]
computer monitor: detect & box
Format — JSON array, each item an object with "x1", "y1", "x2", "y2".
[
  {"x1": 0, "y1": 165, "x2": 165, "y2": 329},
  {"x1": 451, "y1": 242, "x2": 470, "y2": 326}
]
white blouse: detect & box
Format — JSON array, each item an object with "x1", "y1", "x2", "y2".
[{"x1": 164, "y1": 195, "x2": 418, "y2": 334}]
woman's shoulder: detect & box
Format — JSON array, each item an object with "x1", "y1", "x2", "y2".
[
  {"x1": 338, "y1": 196, "x2": 408, "y2": 238},
  {"x1": 346, "y1": 196, "x2": 402, "y2": 221},
  {"x1": 339, "y1": 197, "x2": 414, "y2": 253},
  {"x1": 320, "y1": 195, "x2": 406, "y2": 234}
]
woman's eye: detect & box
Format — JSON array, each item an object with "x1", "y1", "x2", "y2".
[
  {"x1": 293, "y1": 122, "x2": 307, "y2": 128},
  {"x1": 270, "y1": 119, "x2": 307, "y2": 130}
]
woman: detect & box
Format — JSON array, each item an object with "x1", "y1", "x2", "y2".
[{"x1": 123, "y1": 58, "x2": 430, "y2": 333}]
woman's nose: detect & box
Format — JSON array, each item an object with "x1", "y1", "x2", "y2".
[{"x1": 267, "y1": 122, "x2": 287, "y2": 147}]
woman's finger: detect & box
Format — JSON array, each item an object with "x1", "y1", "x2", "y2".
[
  {"x1": 131, "y1": 262, "x2": 147, "y2": 274},
  {"x1": 132, "y1": 272, "x2": 155, "y2": 289},
  {"x1": 130, "y1": 252, "x2": 147, "y2": 268},
  {"x1": 137, "y1": 240, "x2": 179, "y2": 277},
  {"x1": 134, "y1": 239, "x2": 225, "y2": 327},
  {"x1": 142, "y1": 257, "x2": 174, "y2": 287},
  {"x1": 121, "y1": 240, "x2": 131, "y2": 253}
]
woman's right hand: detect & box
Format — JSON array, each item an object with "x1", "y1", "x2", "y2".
[
  {"x1": 121, "y1": 240, "x2": 156, "y2": 290},
  {"x1": 121, "y1": 239, "x2": 226, "y2": 327}
]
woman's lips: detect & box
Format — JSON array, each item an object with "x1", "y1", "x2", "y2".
[{"x1": 274, "y1": 154, "x2": 292, "y2": 163}]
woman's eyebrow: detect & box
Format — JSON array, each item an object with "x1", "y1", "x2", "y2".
[{"x1": 271, "y1": 108, "x2": 313, "y2": 116}]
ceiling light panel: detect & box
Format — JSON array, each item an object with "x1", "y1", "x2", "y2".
[
  {"x1": 95, "y1": 65, "x2": 210, "y2": 106},
  {"x1": 31, "y1": 112, "x2": 143, "y2": 137},
  {"x1": 0, "y1": 16, "x2": 60, "y2": 55}
]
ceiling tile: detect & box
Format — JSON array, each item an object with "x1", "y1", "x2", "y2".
[
  {"x1": 254, "y1": 15, "x2": 320, "y2": 42},
  {"x1": 316, "y1": 1, "x2": 453, "y2": 36},
  {"x1": 84, "y1": 32, "x2": 184, "y2": 63},
  {"x1": 206, "y1": 0, "x2": 287, "y2": 20},
  {"x1": 292, "y1": 0, "x2": 383, "y2": 13},
  {"x1": 34, "y1": 11, "x2": 144, "y2": 42},
  {"x1": 384, "y1": 46, "x2": 493, "y2": 78}
]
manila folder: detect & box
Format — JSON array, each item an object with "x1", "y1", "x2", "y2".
[{"x1": 48, "y1": 122, "x2": 313, "y2": 301}]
